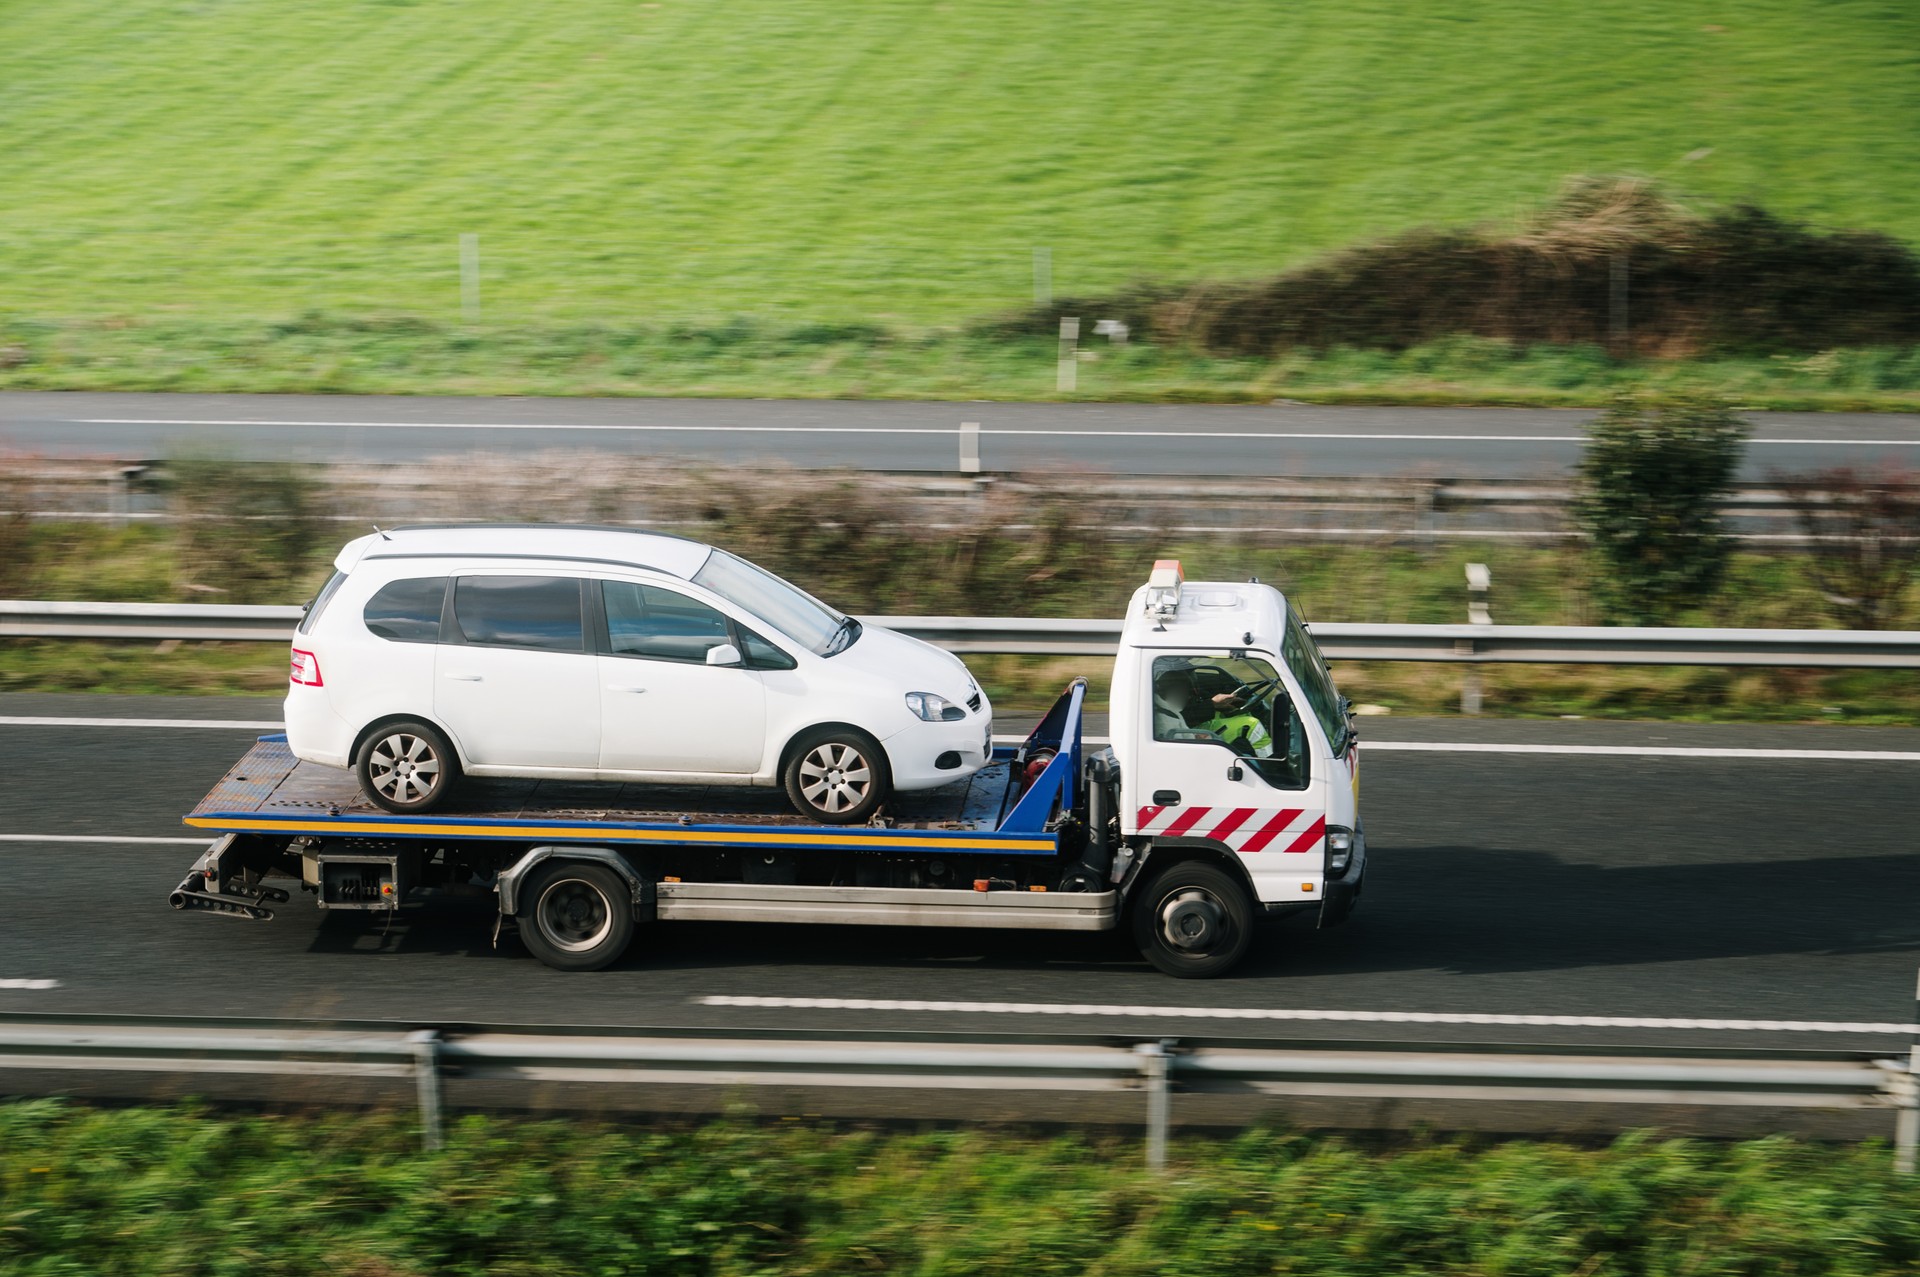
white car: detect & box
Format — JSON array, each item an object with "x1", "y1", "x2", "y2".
[{"x1": 285, "y1": 525, "x2": 993, "y2": 822}]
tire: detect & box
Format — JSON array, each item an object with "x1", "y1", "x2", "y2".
[
  {"x1": 519, "y1": 861, "x2": 636, "y2": 972},
  {"x1": 1131, "y1": 860, "x2": 1255, "y2": 979},
  {"x1": 355, "y1": 720, "x2": 461, "y2": 814},
  {"x1": 782, "y1": 728, "x2": 891, "y2": 824}
]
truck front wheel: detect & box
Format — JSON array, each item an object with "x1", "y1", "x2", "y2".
[
  {"x1": 1131, "y1": 861, "x2": 1254, "y2": 979},
  {"x1": 519, "y1": 861, "x2": 636, "y2": 972}
]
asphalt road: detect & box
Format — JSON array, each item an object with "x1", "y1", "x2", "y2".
[
  {"x1": 5, "y1": 391, "x2": 1919, "y2": 479},
  {"x1": 3, "y1": 693, "x2": 1917, "y2": 1055}
]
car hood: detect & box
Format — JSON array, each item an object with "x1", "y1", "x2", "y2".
[{"x1": 847, "y1": 623, "x2": 980, "y2": 701}]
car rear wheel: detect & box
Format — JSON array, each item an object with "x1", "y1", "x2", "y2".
[
  {"x1": 356, "y1": 720, "x2": 460, "y2": 814},
  {"x1": 783, "y1": 728, "x2": 890, "y2": 824},
  {"x1": 519, "y1": 861, "x2": 636, "y2": 972}
]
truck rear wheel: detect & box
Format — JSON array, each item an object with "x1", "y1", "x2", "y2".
[
  {"x1": 1132, "y1": 861, "x2": 1254, "y2": 979},
  {"x1": 519, "y1": 861, "x2": 635, "y2": 972}
]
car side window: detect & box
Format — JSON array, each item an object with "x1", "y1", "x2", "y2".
[
  {"x1": 601, "y1": 581, "x2": 733, "y2": 663},
  {"x1": 451, "y1": 576, "x2": 584, "y2": 652},
  {"x1": 1149, "y1": 653, "x2": 1308, "y2": 790},
  {"x1": 363, "y1": 577, "x2": 447, "y2": 644},
  {"x1": 738, "y1": 622, "x2": 797, "y2": 671}
]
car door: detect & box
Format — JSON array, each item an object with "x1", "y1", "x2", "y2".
[
  {"x1": 595, "y1": 579, "x2": 768, "y2": 774},
  {"x1": 1131, "y1": 651, "x2": 1327, "y2": 864},
  {"x1": 434, "y1": 574, "x2": 601, "y2": 769}
]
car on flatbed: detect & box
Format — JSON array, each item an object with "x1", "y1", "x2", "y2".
[{"x1": 286, "y1": 525, "x2": 992, "y2": 824}]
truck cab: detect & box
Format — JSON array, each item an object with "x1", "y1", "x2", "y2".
[{"x1": 1110, "y1": 561, "x2": 1365, "y2": 976}]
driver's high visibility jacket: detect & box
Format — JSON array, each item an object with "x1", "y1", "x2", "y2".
[{"x1": 1206, "y1": 711, "x2": 1273, "y2": 758}]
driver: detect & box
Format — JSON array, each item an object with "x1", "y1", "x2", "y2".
[
  {"x1": 1205, "y1": 701, "x2": 1274, "y2": 757},
  {"x1": 1154, "y1": 666, "x2": 1260, "y2": 746}
]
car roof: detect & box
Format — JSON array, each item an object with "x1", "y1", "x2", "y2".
[
  {"x1": 1120, "y1": 579, "x2": 1293, "y2": 652},
  {"x1": 336, "y1": 524, "x2": 714, "y2": 579}
]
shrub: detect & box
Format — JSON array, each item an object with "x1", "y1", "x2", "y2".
[
  {"x1": 1574, "y1": 394, "x2": 1750, "y2": 623},
  {"x1": 1774, "y1": 464, "x2": 1920, "y2": 629},
  {"x1": 163, "y1": 457, "x2": 332, "y2": 603},
  {"x1": 992, "y1": 178, "x2": 1920, "y2": 357}
]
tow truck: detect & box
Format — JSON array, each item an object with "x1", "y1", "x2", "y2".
[{"x1": 172, "y1": 562, "x2": 1366, "y2": 977}]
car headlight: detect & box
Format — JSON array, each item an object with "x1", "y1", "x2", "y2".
[
  {"x1": 1324, "y1": 826, "x2": 1355, "y2": 875},
  {"x1": 906, "y1": 692, "x2": 967, "y2": 722}
]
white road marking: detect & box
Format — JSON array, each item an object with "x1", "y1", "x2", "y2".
[
  {"x1": 68, "y1": 418, "x2": 1920, "y2": 446},
  {"x1": 698, "y1": 996, "x2": 1920, "y2": 1035},
  {"x1": 0, "y1": 834, "x2": 211, "y2": 845},
  {"x1": 0, "y1": 979, "x2": 60, "y2": 991},
  {"x1": 0, "y1": 716, "x2": 281, "y2": 730},
  {"x1": 1364, "y1": 741, "x2": 1920, "y2": 761}
]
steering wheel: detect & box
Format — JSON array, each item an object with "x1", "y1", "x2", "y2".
[{"x1": 1225, "y1": 673, "x2": 1283, "y2": 710}]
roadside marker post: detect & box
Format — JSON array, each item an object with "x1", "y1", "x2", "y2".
[
  {"x1": 459, "y1": 233, "x2": 480, "y2": 320},
  {"x1": 959, "y1": 420, "x2": 981, "y2": 475},
  {"x1": 1057, "y1": 317, "x2": 1079, "y2": 393}
]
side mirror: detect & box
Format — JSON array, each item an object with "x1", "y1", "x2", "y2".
[{"x1": 705, "y1": 642, "x2": 743, "y2": 667}]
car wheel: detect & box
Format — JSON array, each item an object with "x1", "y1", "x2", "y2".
[
  {"x1": 355, "y1": 720, "x2": 461, "y2": 814},
  {"x1": 519, "y1": 861, "x2": 636, "y2": 972},
  {"x1": 783, "y1": 728, "x2": 890, "y2": 824},
  {"x1": 1131, "y1": 860, "x2": 1255, "y2": 979}
]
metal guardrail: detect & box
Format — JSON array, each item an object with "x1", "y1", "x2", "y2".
[
  {"x1": 0, "y1": 1016, "x2": 1912, "y2": 1168},
  {"x1": 6, "y1": 600, "x2": 1920, "y2": 668}
]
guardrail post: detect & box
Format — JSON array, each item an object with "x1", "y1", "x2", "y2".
[
  {"x1": 1895, "y1": 1048, "x2": 1919, "y2": 1175},
  {"x1": 1137, "y1": 1040, "x2": 1172, "y2": 1171},
  {"x1": 409, "y1": 1029, "x2": 445, "y2": 1152}
]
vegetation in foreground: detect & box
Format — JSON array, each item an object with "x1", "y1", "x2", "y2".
[{"x1": 2, "y1": 1101, "x2": 1916, "y2": 1276}]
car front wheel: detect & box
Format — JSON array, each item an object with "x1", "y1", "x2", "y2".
[{"x1": 783, "y1": 729, "x2": 891, "y2": 824}]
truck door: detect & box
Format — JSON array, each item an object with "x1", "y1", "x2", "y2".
[{"x1": 1129, "y1": 652, "x2": 1328, "y2": 887}]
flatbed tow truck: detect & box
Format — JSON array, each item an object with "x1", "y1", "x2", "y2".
[{"x1": 172, "y1": 563, "x2": 1367, "y2": 977}]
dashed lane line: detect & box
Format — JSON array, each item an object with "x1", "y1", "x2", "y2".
[
  {"x1": 0, "y1": 979, "x2": 60, "y2": 990},
  {"x1": 697, "y1": 996, "x2": 1920, "y2": 1036},
  {"x1": 0, "y1": 716, "x2": 281, "y2": 730}
]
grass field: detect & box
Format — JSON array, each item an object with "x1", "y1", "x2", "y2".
[{"x1": 4, "y1": 0, "x2": 1918, "y2": 333}]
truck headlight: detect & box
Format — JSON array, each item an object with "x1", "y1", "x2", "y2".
[
  {"x1": 906, "y1": 692, "x2": 966, "y2": 723},
  {"x1": 1324, "y1": 826, "x2": 1355, "y2": 875}
]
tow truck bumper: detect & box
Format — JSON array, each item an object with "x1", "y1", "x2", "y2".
[{"x1": 1317, "y1": 829, "x2": 1367, "y2": 928}]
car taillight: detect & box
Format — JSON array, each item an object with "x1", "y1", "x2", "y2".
[{"x1": 290, "y1": 648, "x2": 324, "y2": 686}]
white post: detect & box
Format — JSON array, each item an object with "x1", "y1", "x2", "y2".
[
  {"x1": 1138, "y1": 1041, "x2": 1171, "y2": 1171},
  {"x1": 1032, "y1": 247, "x2": 1052, "y2": 308},
  {"x1": 1057, "y1": 317, "x2": 1079, "y2": 393},
  {"x1": 410, "y1": 1029, "x2": 444, "y2": 1151},
  {"x1": 1896, "y1": 1044, "x2": 1918, "y2": 1175},
  {"x1": 1463, "y1": 563, "x2": 1491, "y2": 715},
  {"x1": 459, "y1": 233, "x2": 481, "y2": 320},
  {"x1": 958, "y1": 421, "x2": 981, "y2": 475}
]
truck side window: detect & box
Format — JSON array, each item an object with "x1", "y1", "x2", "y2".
[
  {"x1": 452, "y1": 576, "x2": 585, "y2": 652},
  {"x1": 602, "y1": 581, "x2": 733, "y2": 663},
  {"x1": 363, "y1": 577, "x2": 447, "y2": 643},
  {"x1": 1150, "y1": 654, "x2": 1308, "y2": 789}
]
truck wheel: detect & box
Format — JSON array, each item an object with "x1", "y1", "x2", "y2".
[
  {"x1": 783, "y1": 729, "x2": 890, "y2": 824},
  {"x1": 356, "y1": 720, "x2": 461, "y2": 814},
  {"x1": 1132, "y1": 861, "x2": 1254, "y2": 979},
  {"x1": 519, "y1": 861, "x2": 635, "y2": 972}
]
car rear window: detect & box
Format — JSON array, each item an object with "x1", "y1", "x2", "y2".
[
  {"x1": 453, "y1": 576, "x2": 584, "y2": 652},
  {"x1": 298, "y1": 571, "x2": 348, "y2": 636},
  {"x1": 363, "y1": 577, "x2": 447, "y2": 643}
]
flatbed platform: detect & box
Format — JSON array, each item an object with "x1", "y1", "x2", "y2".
[{"x1": 185, "y1": 737, "x2": 1059, "y2": 856}]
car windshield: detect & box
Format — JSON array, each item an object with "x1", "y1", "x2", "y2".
[
  {"x1": 1281, "y1": 605, "x2": 1348, "y2": 754},
  {"x1": 692, "y1": 549, "x2": 853, "y2": 656}
]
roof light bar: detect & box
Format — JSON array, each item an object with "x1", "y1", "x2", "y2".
[{"x1": 1145, "y1": 559, "x2": 1183, "y2": 617}]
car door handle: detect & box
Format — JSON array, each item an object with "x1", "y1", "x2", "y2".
[
  {"x1": 445, "y1": 673, "x2": 483, "y2": 682},
  {"x1": 609, "y1": 685, "x2": 648, "y2": 693}
]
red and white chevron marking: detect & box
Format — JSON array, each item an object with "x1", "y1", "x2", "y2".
[{"x1": 1133, "y1": 805, "x2": 1326, "y2": 855}]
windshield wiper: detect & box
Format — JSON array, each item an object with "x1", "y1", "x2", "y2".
[{"x1": 824, "y1": 615, "x2": 862, "y2": 655}]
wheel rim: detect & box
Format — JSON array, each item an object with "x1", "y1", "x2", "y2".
[
  {"x1": 536, "y1": 878, "x2": 614, "y2": 953},
  {"x1": 368, "y1": 732, "x2": 442, "y2": 805},
  {"x1": 798, "y1": 741, "x2": 874, "y2": 814},
  {"x1": 1157, "y1": 886, "x2": 1230, "y2": 954}
]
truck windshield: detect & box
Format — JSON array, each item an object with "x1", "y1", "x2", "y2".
[
  {"x1": 692, "y1": 549, "x2": 854, "y2": 656},
  {"x1": 1282, "y1": 606, "x2": 1348, "y2": 754}
]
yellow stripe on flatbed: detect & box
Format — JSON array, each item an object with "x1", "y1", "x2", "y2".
[{"x1": 182, "y1": 814, "x2": 1055, "y2": 854}]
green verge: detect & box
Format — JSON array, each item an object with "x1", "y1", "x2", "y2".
[
  {"x1": 4, "y1": 1102, "x2": 1918, "y2": 1277},
  {"x1": 4, "y1": 523, "x2": 1917, "y2": 721},
  {"x1": 4, "y1": 318, "x2": 1920, "y2": 409}
]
